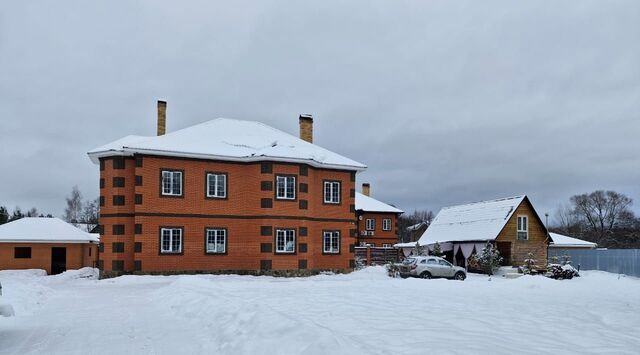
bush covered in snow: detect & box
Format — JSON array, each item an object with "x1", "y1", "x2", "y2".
[
  {"x1": 521, "y1": 252, "x2": 536, "y2": 275},
  {"x1": 385, "y1": 262, "x2": 401, "y2": 278},
  {"x1": 413, "y1": 241, "x2": 427, "y2": 256},
  {"x1": 430, "y1": 241, "x2": 443, "y2": 257},
  {"x1": 546, "y1": 264, "x2": 580, "y2": 280},
  {"x1": 469, "y1": 242, "x2": 503, "y2": 276},
  {"x1": 546, "y1": 254, "x2": 580, "y2": 279}
]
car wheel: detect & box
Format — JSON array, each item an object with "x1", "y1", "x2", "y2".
[
  {"x1": 454, "y1": 272, "x2": 466, "y2": 281},
  {"x1": 420, "y1": 271, "x2": 432, "y2": 279}
]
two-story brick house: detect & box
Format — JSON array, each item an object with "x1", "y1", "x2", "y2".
[
  {"x1": 355, "y1": 183, "x2": 403, "y2": 247},
  {"x1": 88, "y1": 102, "x2": 366, "y2": 273}
]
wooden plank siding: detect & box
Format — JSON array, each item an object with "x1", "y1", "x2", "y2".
[{"x1": 495, "y1": 198, "x2": 549, "y2": 268}]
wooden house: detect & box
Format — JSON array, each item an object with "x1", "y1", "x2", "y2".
[{"x1": 416, "y1": 195, "x2": 549, "y2": 268}]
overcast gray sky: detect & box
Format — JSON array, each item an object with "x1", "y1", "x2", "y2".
[{"x1": 1, "y1": 1, "x2": 639, "y2": 222}]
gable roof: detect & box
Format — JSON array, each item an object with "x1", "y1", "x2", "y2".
[
  {"x1": 87, "y1": 118, "x2": 366, "y2": 171},
  {"x1": 418, "y1": 195, "x2": 529, "y2": 245},
  {"x1": 549, "y1": 232, "x2": 597, "y2": 248},
  {"x1": 0, "y1": 218, "x2": 99, "y2": 243},
  {"x1": 355, "y1": 192, "x2": 403, "y2": 214}
]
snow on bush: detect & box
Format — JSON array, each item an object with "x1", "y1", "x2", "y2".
[
  {"x1": 469, "y1": 242, "x2": 503, "y2": 276},
  {"x1": 521, "y1": 252, "x2": 536, "y2": 274},
  {"x1": 546, "y1": 254, "x2": 580, "y2": 280},
  {"x1": 430, "y1": 241, "x2": 443, "y2": 257}
]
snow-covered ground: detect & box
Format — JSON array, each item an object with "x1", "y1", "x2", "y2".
[{"x1": 1, "y1": 267, "x2": 639, "y2": 355}]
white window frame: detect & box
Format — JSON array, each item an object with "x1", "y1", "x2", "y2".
[
  {"x1": 205, "y1": 228, "x2": 226, "y2": 254},
  {"x1": 276, "y1": 176, "x2": 296, "y2": 200},
  {"x1": 382, "y1": 218, "x2": 392, "y2": 231},
  {"x1": 365, "y1": 218, "x2": 375, "y2": 231},
  {"x1": 382, "y1": 243, "x2": 392, "y2": 248},
  {"x1": 323, "y1": 231, "x2": 340, "y2": 254},
  {"x1": 161, "y1": 170, "x2": 183, "y2": 196},
  {"x1": 517, "y1": 215, "x2": 528, "y2": 240},
  {"x1": 160, "y1": 228, "x2": 182, "y2": 254},
  {"x1": 323, "y1": 181, "x2": 341, "y2": 204},
  {"x1": 275, "y1": 229, "x2": 296, "y2": 253},
  {"x1": 206, "y1": 173, "x2": 227, "y2": 198}
]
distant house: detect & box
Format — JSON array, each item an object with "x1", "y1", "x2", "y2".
[
  {"x1": 355, "y1": 183, "x2": 404, "y2": 247},
  {"x1": 405, "y1": 222, "x2": 428, "y2": 243},
  {"x1": 416, "y1": 195, "x2": 549, "y2": 268},
  {"x1": 0, "y1": 217, "x2": 99, "y2": 275},
  {"x1": 549, "y1": 232, "x2": 596, "y2": 250},
  {"x1": 87, "y1": 101, "x2": 367, "y2": 274}
]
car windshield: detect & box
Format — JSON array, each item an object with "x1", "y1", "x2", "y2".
[{"x1": 402, "y1": 258, "x2": 417, "y2": 265}]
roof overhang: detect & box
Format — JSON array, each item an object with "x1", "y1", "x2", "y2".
[
  {"x1": 0, "y1": 240, "x2": 99, "y2": 244},
  {"x1": 88, "y1": 147, "x2": 367, "y2": 172}
]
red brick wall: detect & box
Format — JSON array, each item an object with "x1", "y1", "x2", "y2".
[
  {"x1": 356, "y1": 212, "x2": 399, "y2": 247},
  {"x1": 0, "y1": 243, "x2": 97, "y2": 274},
  {"x1": 99, "y1": 155, "x2": 357, "y2": 272}
]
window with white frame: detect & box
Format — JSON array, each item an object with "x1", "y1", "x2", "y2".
[
  {"x1": 323, "y1": 231, "x2": 340, "y2": 253},
  {"x1": 323, "y1": 181, "x2": 341, "y2": 204},
  {"x1": 160, "y1": 228, "x2": 182, "y2": 253},
  {"x1": 276, "y1": 176, "x2": 295, "y2": 200},
  {"x1": 382, "y1": 218, "x2": 392, "y2": 231},
  {"x1": 206, "y1": 173, "x2": 227, "y2": 198},
  {"x1": 206, "y1": 228, "x2": 226, "y2": 253},
  {"x1": 161, "y1": 170, "x2": 182, "y2": 196},
  {"x1": 382, "y1": 243, "x2": 392, "y2": 248},
  {"x1": 275, "y1": 229, "x2": 296, "y2": 253},
  {"x1": 365, "y1": 218, "x2": 375, "y2": 231},
  {"x1": 517, "y1": 215, "x2": 528, "y2": 240}
]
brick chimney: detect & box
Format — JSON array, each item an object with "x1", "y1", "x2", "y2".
[
  {"x1": 362, "y1": 183, "x2": 370, "y2": 197},
  {"x1": 157, "y1": 100, "x2": 167, "y2": 136},
  {"x1": 299, "y1": 114, "x2": 313, "y2": 143}
]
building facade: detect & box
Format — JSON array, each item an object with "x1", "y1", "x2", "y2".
[
  {"x1": 0, "y1": 218, "x2": 99, "y2": 275},
  {"x1": 90, "y1": 103, "x2": 366, "y2": 273},
  {"x1": 355, "y1": 184, "x2": 403, "y2": 247}
]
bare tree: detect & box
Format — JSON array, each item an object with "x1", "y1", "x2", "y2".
[
  {"x1": 553, "y1": 203, "x2": 581, "y2": 234},
  {"x1": 80, "y1": 198, "x2": 100, "y2": 231},
  {"x1": 26, "y1": 207, "x2": 39, "y2": 217},
  {"x1": 64, "y1": 186, "x2": 83, "y2": 223},
  {"x1": 570, "y1": 190, "x2": 633, "y2": 244}
]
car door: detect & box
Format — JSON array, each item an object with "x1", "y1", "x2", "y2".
[
  {"x1": 426, "y1": 258, "x2": 440, "y2": 276},
  {"x1": 438, "y1": 259, "x2": 455, "y2": 277}
]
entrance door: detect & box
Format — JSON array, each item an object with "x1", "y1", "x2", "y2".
[
  {"x1": 496, "y1": 242, "x2": 512, "y2": 266},
  {"x1": 51, "y1": 247, "x2": 67, "y2": 275}
]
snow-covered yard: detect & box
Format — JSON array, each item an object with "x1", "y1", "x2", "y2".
[{"x1": 1, "y1": 267, "x2": 639, "y2": 355}]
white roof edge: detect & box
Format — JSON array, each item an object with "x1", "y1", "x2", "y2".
[
  {"x1": 87, "y1": 147, "x2": 367, "y2": 172},
  {"x1": 0, "y1": 240, "x2": 99, "y2": 244}
]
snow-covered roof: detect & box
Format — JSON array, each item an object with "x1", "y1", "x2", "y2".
[
  {"x1": 355, "y1": 192, "x2": 403, "y2": 213},
  {"x1": 418, "y1": 195, "x2": 527, "y2": 245},
  {"x1": 549, "y1": 232, "x2": 596, "y2": 248},
  {"x1": 87, "y1": 118, "x2": 367, "y2": 171},
  {"x1": 393, "y1": 242, "x2": 419, "y2": 248},
  {"x1": 406, "y1": 222, "x2": 427, "y2": 231},
  {"x1": 0, "y1": 218, "x2": 99, "y2": 243}
]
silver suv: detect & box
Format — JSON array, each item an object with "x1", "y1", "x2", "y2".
[{"x1": 399, "y1": 256, "x2": 466, "y2": 280}]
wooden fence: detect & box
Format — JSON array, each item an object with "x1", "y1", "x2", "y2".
[{"x1": 354, "y1": 247, "x2": 401, "y2": 266}]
